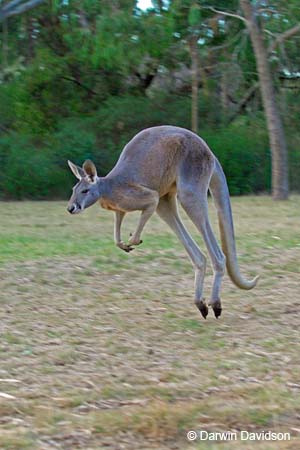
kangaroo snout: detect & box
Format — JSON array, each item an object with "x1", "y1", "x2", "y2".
[{"x1": 67, "y1": 204, "x2": 79, "y2": 214}]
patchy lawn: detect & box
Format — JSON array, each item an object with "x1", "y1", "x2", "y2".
[{"x1": 0, "y1": 196, "x2": 300, "y2": 449}]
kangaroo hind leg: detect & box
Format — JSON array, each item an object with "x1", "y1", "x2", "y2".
[
  {"x1": 178, "y1": 179, "x2": 226, "y2": 318},
  {"x1": 156, "y1": 194, "x2": 208, "y2": 319}
]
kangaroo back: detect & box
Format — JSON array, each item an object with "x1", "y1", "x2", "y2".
[{"x1": 209, "y1": 159, "x2": 259, "y2": 290}]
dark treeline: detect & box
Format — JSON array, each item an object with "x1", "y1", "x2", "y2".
[{"x1": 0, "y1": 0, "x2": 299, "y2": 199}]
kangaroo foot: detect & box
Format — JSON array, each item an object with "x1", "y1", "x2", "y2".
[
  {"x1": 195, "y1": 299, "x2": 209, "y2": 319},
  {"x1": 117, "y1": 241, "x2": 134, "y2": 253},
  {"x1": 209, "y1": 300, "x2": 222, "y2": 319},
  {"x1": 128, "y1": 233, "x2": 143, "y2": 246}
]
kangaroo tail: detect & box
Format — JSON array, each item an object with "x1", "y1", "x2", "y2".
[{"x1": 209, "y1": 158, "x2": 259, "y2": 290}]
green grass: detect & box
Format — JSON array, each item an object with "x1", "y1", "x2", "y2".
[{"x1": 0, "y1": 196, "x2": 300, "y2": 449}]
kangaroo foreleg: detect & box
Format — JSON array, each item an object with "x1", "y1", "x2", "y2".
[
  {"x1": 114, "y1": 185, "x2": 159, "y2": 250},
  {"x1": 114, "y1": 211, "x2": 134, "y2": 253},
  {"x1": 128, "y1": 199, "x2": 158, "y2": 246}
]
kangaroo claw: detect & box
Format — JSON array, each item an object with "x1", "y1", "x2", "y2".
[
  {"x1": 209, "y1": 300, "x2": 222, "y2": 319},
  {"x1": 117, "y1": 242, "x2": 134, "y2": 253},
  {"x1": 213, "y1": 305, "x2": 222, "y2": 318},
  {"x1": 124, "y1": 246, "x2": 134, "y2": 253},
  {"x1": 195, "y1": 299, "x2": 209, "y2": 319},
  {"x1": 128, "y1": 235, "x2": 143, "y2": 246}
]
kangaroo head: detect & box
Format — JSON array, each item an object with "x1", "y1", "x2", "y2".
[{"x1": 67, "y1": 159, "x2": 100, "y2": 214}]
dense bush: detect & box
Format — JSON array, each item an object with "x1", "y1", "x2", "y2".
[
  {"x1": 0, "y1": 93, "x2": 298, "y2": 199},
  {"x1": 0, "y1": 0, "x2": 299, "y2": 201},
  {"x1": 0, "y1": 134, "x2": 66, "y2": 199},
  {"x1": 202, "y1": 117, "x2": 271, "y2": 195},
  {"x1": 288, "y1": 132, "x2": 300, "y2": 192}
]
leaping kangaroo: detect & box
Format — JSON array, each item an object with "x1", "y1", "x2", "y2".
[{"x1": 67, "y1": 125, "x2": 258, "y2": 319}]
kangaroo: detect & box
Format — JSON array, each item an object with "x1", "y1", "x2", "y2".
[{"x1": 67, "y1": 125, "x2": 258, "y2": 318}]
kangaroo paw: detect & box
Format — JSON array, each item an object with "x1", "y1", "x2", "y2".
[{"x1": 195, "y1": 299, "x2": 209, "y2": 319}]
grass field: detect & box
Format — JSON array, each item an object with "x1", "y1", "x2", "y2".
[{"x1": 0, "y1": 196, "x2": 300, "y2": 450}]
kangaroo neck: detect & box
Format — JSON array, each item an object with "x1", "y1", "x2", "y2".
[{"x1": 97, "y1": 176, "x2": 115, "y2": 199}]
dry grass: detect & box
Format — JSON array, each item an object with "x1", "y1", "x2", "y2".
[{"x1": 0, "y1": 196, "x2": 300, "y2": 449}]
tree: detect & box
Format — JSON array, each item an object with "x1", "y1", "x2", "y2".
[
  {"x1": 239, "y1": 0, "x2": 289, "y2": 200},
  {"x1": 187, "y1": 3, "x2": 202, "y2": 133},
  {"x1": 166, "y1": 1, "x2": 209, "y2": 133},
  {"x1": 212, "y1": 0, "x2": 300, "y2": 200}
]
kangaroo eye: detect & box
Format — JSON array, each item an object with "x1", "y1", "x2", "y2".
[{"x1": 81, "y1": 189, "x2": 90, "y2": 194}]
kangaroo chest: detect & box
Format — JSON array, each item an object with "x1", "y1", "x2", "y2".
[
  {"x1": 99, "y1": 198, "x2": 118, "y2": 211},
  {"x1": 99, "y1": 198, "x2": 129, "y2": 213}
]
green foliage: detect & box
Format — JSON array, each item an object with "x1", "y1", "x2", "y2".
[
  {"x1": 287, "y1": 132, "x2": 300, "y2": 192},
  {"x1": 0, "y1": 94, "x2": 277, "y2": 199},
  {"x1": 0, "y1": 0, "x2": 299, "y2": 199},
  {"x1": 202, "y1": 119, "x2": 271, "y2": 194},
  {"x1": 188, "y1": 4, "x2": 201, "y2": 27},
  {"x1": 0, "y1": 134, "x2": 65, "y2": 199},
  {"x1": 90, "y1": 94, "x2": 191, "y2": 174}
]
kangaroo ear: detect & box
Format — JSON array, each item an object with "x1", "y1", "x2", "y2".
[
  {"x1": 68, "y1": 160, "x2": 85, "y2": 180},
  {"x1": 83, "y1": 159, "x2": 98, "y2": 183}
]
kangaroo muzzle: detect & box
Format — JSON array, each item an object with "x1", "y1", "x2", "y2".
[{"x1": 67, "y1": 203, "x2": 81, "y2": 214}]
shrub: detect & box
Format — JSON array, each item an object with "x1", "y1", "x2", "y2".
[
  {"x1": 1, "y1": 94, "x2": 298, "y2": 199},
  {"x1": 202, "y1": 118, "x2": 271, "y2": 194},
  {"x1": 0, "y1": 134, "x2": 64, "y2": 199}
]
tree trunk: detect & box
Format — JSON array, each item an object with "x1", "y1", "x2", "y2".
[
  {"x1": 189, "y1": 36, "x2": 199, "y2": 134},
  {"x1": 26, "y1": 16, "x2": 34, "y2": 62},
  {"x1": 2, "y1": 18, "x2": 8, "y2": 68},
  {"x1": 240, "y1": 0, "x2": 288, "y2": 200}
]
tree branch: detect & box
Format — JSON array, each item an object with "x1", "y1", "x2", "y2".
[
  {"x1": 0, "y1": 0, "x2": 45, "y2": 22},
  {"x1": 203, "y1": 6, "x2": 246, "y2": 22},
  {"x1": 1, "y1": 0, "x2": 24, "y2": 13},
  {"x1": 228, "y1": 82, "x2": 259, "y2": 123},
  {"x1": 209, "y1": 30, "x2": 243, "y2": 52},
  {"x1": 268, "y1": 23, "x2": 300, "y2": 53},
  {"x1": 61, "y1": 76, "x2": 97, "y2": 96},
  {"x1": 257, "y1": 8, "x2": 277, "y2": 15},
  {"x1": 203, "y1": 5, "x2": 299, "y2": 57}
]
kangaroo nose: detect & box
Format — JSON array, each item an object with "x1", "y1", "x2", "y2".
[{"x1": 67, "y1": 204, "x2": 75, "y2": 214}]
